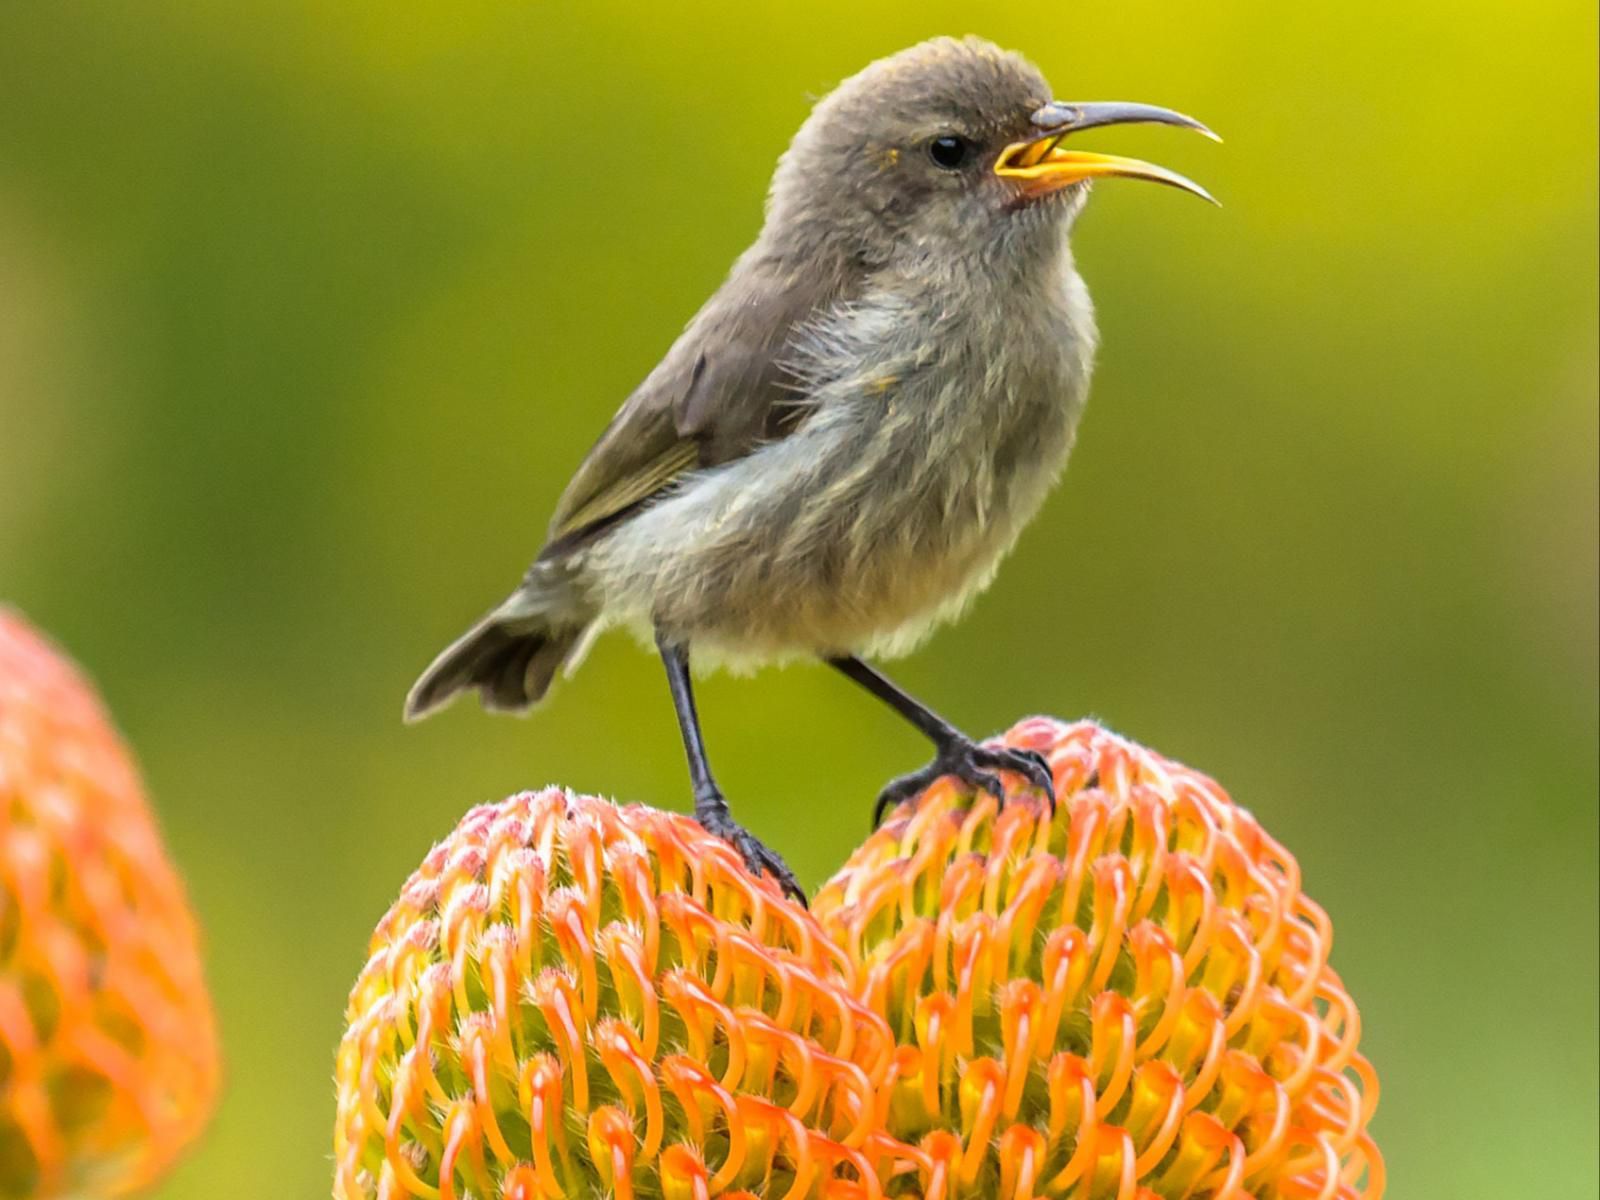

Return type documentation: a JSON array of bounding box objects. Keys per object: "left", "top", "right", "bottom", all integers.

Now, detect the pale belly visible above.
[
  {"left": 587, "top": 400, "right": 1074, "bottom": 669},
  {"left": 696, "top": 506, "right": 1023, "bottom": 665}
]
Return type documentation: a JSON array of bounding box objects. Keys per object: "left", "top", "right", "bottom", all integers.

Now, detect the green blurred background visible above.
[{"left": 0, "top": 2, "right": 1594, "bottom": 1196}]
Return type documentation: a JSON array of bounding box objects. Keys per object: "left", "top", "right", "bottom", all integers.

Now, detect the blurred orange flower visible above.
[
  {"left": 0, "top": 611, "right": 219, "bottom": 1198},
  {"left": 813, "top": 717, "right": 1384, "bottom": 1200},
  {"left": 333, "top": 788, "right": 903, "bottom": 1200}
]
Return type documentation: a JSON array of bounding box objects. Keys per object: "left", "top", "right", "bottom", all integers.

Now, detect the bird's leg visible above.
[
  {"left": 658, "top": 633, "right": 805, "bottom": 903},
  {"left": 827, "top": 655, "right": 1056, "bottom": 827}
]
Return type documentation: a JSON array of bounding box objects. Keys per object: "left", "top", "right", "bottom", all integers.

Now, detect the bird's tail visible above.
[{"left": 405, "top": 570, "right": 594, "bottom": 720}]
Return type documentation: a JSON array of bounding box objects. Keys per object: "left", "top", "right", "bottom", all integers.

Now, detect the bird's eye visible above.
[{"left": 927, "top": 134, "right": 970, "bottom": 170}]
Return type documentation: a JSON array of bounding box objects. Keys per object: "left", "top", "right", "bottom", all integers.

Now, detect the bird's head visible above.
[{"left": 766, "top": 37, "right": 1216, "bottom": 273}]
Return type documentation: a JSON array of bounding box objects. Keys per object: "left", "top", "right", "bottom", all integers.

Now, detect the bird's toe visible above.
[
  {"left": 704, "top": 815, "right": 806, "bottom": 907},
  {"left": 872, "top": 766, "right": 938, "bottom": 828}
]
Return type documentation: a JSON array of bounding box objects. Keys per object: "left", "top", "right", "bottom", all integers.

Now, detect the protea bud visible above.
[
  {"left": 333, "top": 788, "right": 905, "bottom": 1200},
  {"left": 813, "top": 718, "right": 1384, "bottom": 1200},
  {"left": 0, "top": 611, "right": 219, "bottom": 1198}
]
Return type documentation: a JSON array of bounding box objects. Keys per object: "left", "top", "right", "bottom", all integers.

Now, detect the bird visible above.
[{"left": 406, "top": 36, "right": 1215, "bottom": 903}]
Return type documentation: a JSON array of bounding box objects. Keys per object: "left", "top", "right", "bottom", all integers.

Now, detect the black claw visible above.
[
  {"left": 969, "top": 768, "right": 1005, "bottom": 799},
  {"left": 871, "top": 790, "right": 895, "bottom": 829},
  {"left": 979, "top": 745, "right": 1057, "bottom": 813},
  {"left": 872, "top": 768, "right": 935, "bottom": 828},
  {"left": 697, "top": 803, "right": 807, "bottom": 906},
  {"left": 871, "top": 737, "right": 1059, "bottom": 827}
]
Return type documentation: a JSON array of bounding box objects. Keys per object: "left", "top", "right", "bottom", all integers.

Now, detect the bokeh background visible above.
[{"left": 0, "top": 2, "right": 1594, "bottom": 1196}]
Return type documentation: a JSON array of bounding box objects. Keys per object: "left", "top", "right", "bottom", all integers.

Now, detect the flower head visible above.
[
  {"left": 334, "top": 788, "right": 903, "bottom": 1200},
  {"left": 0, "top": 611, "right": 219, "bottom": 1198},
  {"left": 812, "top": 718, "right": 1383, "bottom": 1200}
]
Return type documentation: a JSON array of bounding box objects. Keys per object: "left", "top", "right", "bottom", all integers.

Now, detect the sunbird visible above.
[{"left": 407, "top": 36, "right": 1216, "bottom": 901}]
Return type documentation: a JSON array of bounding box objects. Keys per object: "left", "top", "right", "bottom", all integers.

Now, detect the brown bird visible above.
[{"left": 406, "top": 36, "right": 1215, "bottom": 901}]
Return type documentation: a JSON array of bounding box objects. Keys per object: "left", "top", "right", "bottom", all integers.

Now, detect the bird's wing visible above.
[{"left": 541, "top": 256, "right": 842, "bottom": 556}]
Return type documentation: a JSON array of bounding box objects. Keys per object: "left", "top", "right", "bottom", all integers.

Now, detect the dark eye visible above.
[{"left": 927, "top": 134, "right": 970, "bottom": 170}]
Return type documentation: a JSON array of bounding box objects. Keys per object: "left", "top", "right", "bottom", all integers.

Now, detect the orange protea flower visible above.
[
  {"left": 812, "top": 718, "right": 1383, "bottom": 1200},
  {"left": 333, "top": 788, "right": 905, "bottom": 1200},
  {"left": 0, "top": 610, "right": 219, "bottom": 1198}
]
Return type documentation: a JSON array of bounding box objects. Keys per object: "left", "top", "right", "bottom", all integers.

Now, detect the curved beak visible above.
[{"left": 995, "top": 101, "right": 1219, "bottom": 205}]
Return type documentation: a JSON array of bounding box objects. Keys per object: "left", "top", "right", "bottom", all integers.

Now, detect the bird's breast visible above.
[
  {"left": 733, "top": 275, "right": 1091, "bottom": 650},
  {"left": 828, "top": 303, "right": 1090, "bottom": 625}
]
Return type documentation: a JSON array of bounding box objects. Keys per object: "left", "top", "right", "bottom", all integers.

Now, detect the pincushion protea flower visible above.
[
  {"left": 333, "top": 788, "right": 906, "bottom": 1200},
  {"left": 0, "top": 610, "right": 219, "bottom": 1198},
  {"left": 812, "top": 717, "right": 1384, "bottom": 1200}
]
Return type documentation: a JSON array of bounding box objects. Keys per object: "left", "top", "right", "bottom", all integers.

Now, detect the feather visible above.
[{"left": 539, "top": 250, "right": 855, "bottom": 557}]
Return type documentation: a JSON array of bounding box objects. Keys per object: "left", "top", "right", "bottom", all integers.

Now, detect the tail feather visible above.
[{"left": 405, "top": 612, "right": 588, "bottom": 721}]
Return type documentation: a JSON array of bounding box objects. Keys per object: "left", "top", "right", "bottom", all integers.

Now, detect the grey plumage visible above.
[
  {"left": 582, "top": 240, "right": 1094, "bottom": 672},
  {"left": 406, "top": 35, "right": 1209, "bottom": 725}
]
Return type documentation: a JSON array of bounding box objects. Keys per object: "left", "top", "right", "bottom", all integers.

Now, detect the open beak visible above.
[{"left": 995, "top": 101, "right": 1219, "bottom": 204}]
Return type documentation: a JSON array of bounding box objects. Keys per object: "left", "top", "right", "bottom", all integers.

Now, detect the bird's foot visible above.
[
  {"left": 695, "top": 797, "right": 807, "bottom": 907},
  {"left": 873, "top": 737, "right": 1056, "bottom": 827}
]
